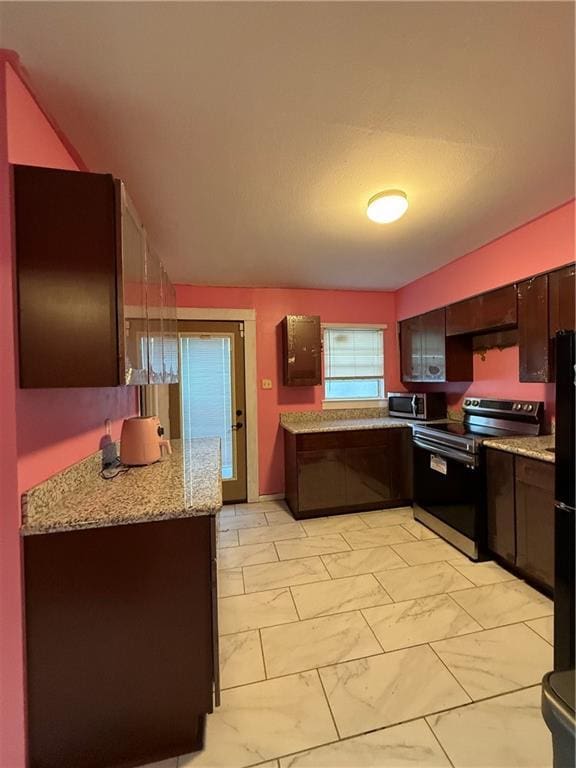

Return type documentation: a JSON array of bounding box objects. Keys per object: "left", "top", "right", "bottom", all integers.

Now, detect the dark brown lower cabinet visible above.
[
  {"left": 485, "top": 447, "right": 554, "bottom": 593},
  {"left": 486, "top": 448, "right": 516, "bottom": 562},
  {"left": 24, "top": 516, "right": 218, "bottom": 768},
  {"left": 515, "top": 456, "right": 555, "bottom": 589},
  {"left": 297, "top": 448, "right": 348, "bottom": 512},
  {"left": 284, "top": 428, "right": 412, "bottom": 518}
]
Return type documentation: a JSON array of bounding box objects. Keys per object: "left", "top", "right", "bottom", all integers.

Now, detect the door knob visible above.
[{"left": 231, "top": 422, "right": 243, "bottom": 431}]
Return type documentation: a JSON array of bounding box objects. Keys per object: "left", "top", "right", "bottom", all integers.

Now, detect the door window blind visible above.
[
  {"left": 324, "top": 326, "right": 385, "bottom": 400},
  {"left": 179, "top": 334, "right": 234, "bottom": 479}
]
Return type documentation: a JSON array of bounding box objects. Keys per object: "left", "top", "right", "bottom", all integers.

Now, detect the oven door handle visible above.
[{"left": 413, "top": 437, "right": 478, "bottom": 468}]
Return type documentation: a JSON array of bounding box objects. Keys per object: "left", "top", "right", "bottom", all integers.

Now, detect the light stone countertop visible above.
[
  {"left": 280, "top": 407, "right": 451, "bottom": 435},
  {"left": 482, "top": 434, "right": 555, "bottom": 464},
  {"left": 280, "top": 416, "right": 426, "bottom": 434},
  {"left": 21, "top": 437, "right": 222, "bottom": 536}
]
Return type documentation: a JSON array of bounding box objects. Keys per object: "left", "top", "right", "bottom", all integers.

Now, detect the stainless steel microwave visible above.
[{"left": 388, "top": 392, "right": 447, "bottom": 420}]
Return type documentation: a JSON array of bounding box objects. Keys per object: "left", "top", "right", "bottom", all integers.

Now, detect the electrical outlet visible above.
[{"left": 261, "top": 378, "right": 273, "bottom": 390}]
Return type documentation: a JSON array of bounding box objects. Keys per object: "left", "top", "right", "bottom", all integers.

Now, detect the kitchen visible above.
[{"left": 0, "top": 3, "right": 574, "bottom": 768}]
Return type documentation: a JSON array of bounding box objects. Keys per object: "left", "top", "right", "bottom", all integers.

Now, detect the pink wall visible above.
[
  {"left": 176, "top": 285, "right": 399, "bottom": 495},
  {"left": 5, "top": 59, "right": 138, "bottom": 495},
  {"left": 0, "top": 61, "right": 26, "bottom": 768},
  {"left": 397, "top": 201, "right": 575, "bottom": 319},
  {"left": 396, "top": 200, "right": 575, "bottom": 419},
  {"left": 1, "top": 55, "right": 137, "bottom": 768}
]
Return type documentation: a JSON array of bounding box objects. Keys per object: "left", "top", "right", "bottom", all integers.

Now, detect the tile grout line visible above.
[
  {"left": 357, "top": 606, "right": 387, "bottom": 654},
  {"left": 288, "top": 585, "right": 303, "bottom": 621},
  {"left": 442, "top": 591, "right": 484, "bottom": 628},
  {"left": 257, "top": 627, "right": 270, "bottom": 681},
  {"left": 315, "top": 668, "right": 343, "bottom": 743},
  {"left": 426, "top": 641, "right": 476, "bottom": 703},
  {"left": 423, "top": 717, "right": 457, "bottom": 768},
  {"left": 522, "top": 619, "right": 555, "bottom": 646}
]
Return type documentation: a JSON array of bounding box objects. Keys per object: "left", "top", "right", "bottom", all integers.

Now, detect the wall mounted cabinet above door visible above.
[
  {"left": 13, "top": 164, "right": 178, "bottom": 388},
  {"left": 400, "top": 308, "right": 473, "bottom": 383},
  {"left": 446, "top": 284, "right": 517, "bottom": 336}
]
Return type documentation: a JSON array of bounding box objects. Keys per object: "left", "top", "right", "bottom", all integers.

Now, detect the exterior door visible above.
[{"left": 169, "top": 321, "right": 247, "bottom": 503}]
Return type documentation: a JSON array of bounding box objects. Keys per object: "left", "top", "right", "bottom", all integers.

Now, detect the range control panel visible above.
[{"left": 463, "top": 398, "right": 542, "bottom": 417}]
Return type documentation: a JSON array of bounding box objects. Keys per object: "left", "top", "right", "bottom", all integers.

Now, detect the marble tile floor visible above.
[{"left": 145, "top": 500, "right": 555, "bottom": 768}]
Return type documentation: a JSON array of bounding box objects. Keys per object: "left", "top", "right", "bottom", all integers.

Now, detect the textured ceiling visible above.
[{"left": 1, "top": 2, "right": 574, "bottom": 289}]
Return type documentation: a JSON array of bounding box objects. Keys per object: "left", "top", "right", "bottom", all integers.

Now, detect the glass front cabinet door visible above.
[{"left": 119, "top": 183, "right": 149, "bottom": 385}]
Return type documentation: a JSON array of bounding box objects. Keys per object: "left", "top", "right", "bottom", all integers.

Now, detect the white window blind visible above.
[
  {"left": 179, "top": 334, "right": 234, "bottom": 480},
  {"left": 324, "top": 326, "right": 385, "bottom": 401}
]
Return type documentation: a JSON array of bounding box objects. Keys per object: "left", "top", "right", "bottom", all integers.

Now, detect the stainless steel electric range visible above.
[{"left": 412, "top": 397, "right": 544, "bottom": 560}]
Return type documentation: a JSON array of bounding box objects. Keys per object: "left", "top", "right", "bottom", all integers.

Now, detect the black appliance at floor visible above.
[
  {"left": 412, "top": 397, "right": 544, "bottom": 560},
  {"left": 542, "top": 329, "right": 575, "bottom": 768}
]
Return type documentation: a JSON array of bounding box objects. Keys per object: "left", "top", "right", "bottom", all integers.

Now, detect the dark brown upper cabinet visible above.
[
  {"left": 518, "top": 264, "right": 576, "bottom": 383},
  {"left": 13, "top": 164, "right": 178, "bottom": 388},
  {"left": 282, "top": 315, "right": 321, "bottom": 386},
  {"left": 446, "top": 285, "right": 517, "bottom": 336},
  {"left": 518, "top": 273, "right": 550, "bottom": 383},
  {"left": 400, "top": 308, "right": 472, "bottom": 383},
  {"left": 549, "top": 264, "right": 575, "bottom": 338}
]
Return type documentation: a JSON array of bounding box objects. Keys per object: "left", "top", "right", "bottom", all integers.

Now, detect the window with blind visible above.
[{"left": 323, "top": 326, "right": 385, "bottom": 401}]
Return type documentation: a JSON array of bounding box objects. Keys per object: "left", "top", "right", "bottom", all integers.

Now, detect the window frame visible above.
[{"left": 321, "top": 322, "right": 387, "bottom": 410}]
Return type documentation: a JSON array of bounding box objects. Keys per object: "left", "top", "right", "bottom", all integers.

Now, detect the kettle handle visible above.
[{"left": 159, "top": 438, "right": 172, "bottom": 457}]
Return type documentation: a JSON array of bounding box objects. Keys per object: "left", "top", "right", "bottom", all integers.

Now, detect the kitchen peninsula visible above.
[
  {"left": 281, "top": 409, "right": 431, "bottom": 519},
  {"left": 21, "top": 438, "right": 222, "bottom": 768}
]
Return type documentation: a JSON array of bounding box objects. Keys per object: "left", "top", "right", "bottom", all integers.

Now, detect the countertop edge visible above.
[
  {"left": 21, "top": 437, "right": 223, "bottom": 536},
  {"left": 482, "top": 437, "right": 555, "bottom": 464},
  {"left": 280, "top": 417, "right": 450, "bottom": 434}
]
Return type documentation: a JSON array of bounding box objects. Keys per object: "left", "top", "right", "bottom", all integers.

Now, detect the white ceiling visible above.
[{"left": 1, "top": 2, "right": 574, "bottom": 289}]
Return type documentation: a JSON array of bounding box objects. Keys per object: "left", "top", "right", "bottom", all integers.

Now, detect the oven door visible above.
[{"left": 412, "top": 438, "right": 482, "bottom": 559}]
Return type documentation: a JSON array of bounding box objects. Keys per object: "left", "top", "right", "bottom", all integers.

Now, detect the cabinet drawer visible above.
[
  {"left": 515, "top": 456, "right": 554, "bottom": 491},
  {"left": 297, "top": 432, "right": 344, "bottom": 451},
  {"left": 343, "top": 429, "right": 392, "bottom": 447}
]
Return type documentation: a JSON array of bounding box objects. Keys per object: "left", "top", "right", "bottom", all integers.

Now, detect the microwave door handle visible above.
[{"left": 411, "top": 395, "right": 418, "bottom": 418}]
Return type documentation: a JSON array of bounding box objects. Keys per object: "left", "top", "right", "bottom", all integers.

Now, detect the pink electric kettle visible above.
[{"left": 120, "top": 416, "right": 172, "bottom": 466}]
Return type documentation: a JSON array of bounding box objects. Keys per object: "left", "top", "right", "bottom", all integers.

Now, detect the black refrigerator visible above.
[
  {"left": 542, "top": 329, "right": 575, "bottom": 767},
  {"left": 554, "top": 329, "right": 575, "bottom": 671}
]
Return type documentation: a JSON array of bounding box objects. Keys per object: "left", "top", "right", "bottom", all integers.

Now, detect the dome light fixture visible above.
[{"left": 366, "top": 189, "right": 408, "bottom": 224}]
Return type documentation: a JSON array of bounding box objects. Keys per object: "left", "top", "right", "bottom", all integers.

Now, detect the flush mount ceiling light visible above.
[{"left": 366, "top": 190, "right": 409, "bottom": 224}]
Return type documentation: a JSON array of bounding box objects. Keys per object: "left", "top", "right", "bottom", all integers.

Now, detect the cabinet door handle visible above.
[{"left": 231, "top": 422, "right": 243, "bottom": 431}]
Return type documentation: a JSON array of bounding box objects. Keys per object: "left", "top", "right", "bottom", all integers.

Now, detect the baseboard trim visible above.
[{"left": 258, "top": 493, "right": 285, "bottom": 502}]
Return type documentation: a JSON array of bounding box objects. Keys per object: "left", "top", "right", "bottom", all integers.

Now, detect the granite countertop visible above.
[
  {"left": 281, "top": 416, "right": 425, "bottom": 434},
  {"left": 483, "top": 434, "right": 555, "bottom": 463},
  {"left": 21, "top": 438, "right": 223, "bottom": 536},
  {"left": 279, "top": 407, "right": 451, "bottom": 435}
]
